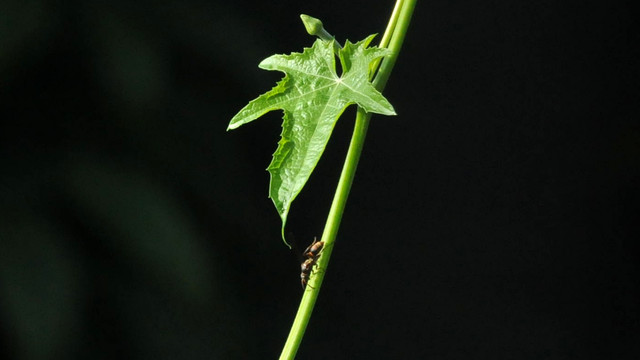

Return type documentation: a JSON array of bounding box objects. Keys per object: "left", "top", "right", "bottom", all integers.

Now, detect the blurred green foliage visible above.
[{"left": 0, "top": 1, "right": 292, "bottom": 358}]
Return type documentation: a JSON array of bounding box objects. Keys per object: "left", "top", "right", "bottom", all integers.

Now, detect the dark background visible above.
[{"left": 1, "top": 0, "right": 638, "bottom": 359}]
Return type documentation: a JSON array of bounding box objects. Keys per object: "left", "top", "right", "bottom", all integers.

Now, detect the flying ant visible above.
[{"left": 300, "top": 237, "right": 324, "bottom": 289}]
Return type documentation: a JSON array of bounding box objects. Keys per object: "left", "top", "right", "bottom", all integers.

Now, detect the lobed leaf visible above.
[{"left": 228, "top": 35, "right": 395, "bottom": 245}]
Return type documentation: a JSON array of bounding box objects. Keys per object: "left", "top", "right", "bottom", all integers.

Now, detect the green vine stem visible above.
[{"left": 279, "top": 1, "right": 417, "bottom": 359}]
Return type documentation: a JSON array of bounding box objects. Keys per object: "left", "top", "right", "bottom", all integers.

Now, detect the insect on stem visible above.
[{"left": 300, "top": 237, "right": 324, "bottom": 289}]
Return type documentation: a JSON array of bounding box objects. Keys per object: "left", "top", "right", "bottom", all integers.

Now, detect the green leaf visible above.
[{"left": 228, "top": 35, "right": 395, "bottom": 245}]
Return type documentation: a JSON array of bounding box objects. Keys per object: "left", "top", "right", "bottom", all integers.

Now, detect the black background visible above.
[{"left": 1, "top": 0, "right": 638, "bottom": 359}]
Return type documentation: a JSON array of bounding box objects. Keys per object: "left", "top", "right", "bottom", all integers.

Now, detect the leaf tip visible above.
[
  {"left": 280, "top": 215, "right": 292, "bottom": 248},
  {"left": 258, "top": 57, "right": 274, "bottom": 70},
  {"left": 227, "top": 115, "right": 244, "bottom": 131}
]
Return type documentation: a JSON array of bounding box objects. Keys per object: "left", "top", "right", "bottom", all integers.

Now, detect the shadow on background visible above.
[{"left": 1, "top": 0, "right": 638, "bottom": 359}]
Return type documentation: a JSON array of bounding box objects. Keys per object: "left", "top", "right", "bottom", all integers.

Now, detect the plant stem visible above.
[
  {"left": 279, "top": 1, "right": 416, "bottom": 359},
  {"left": 373, "top": 0, "right": 417, "bottom": 91}
]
